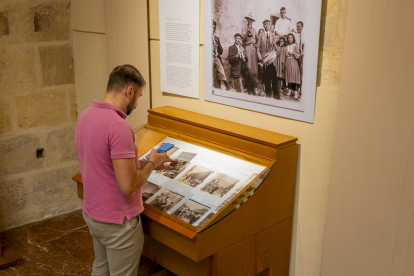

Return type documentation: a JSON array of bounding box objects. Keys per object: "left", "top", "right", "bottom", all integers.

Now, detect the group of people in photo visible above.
[
  {"left": 172, "top": 202, "right": 207, "bottom": 224},
  {"left": 201, "top": 177, "right": 237, "bottom": 198},
  {"left": 151, "top": 196, "right": 175, "bottom": 211},
  {"left": 213, "top": 7, "right": 305, "bottom": 100}
]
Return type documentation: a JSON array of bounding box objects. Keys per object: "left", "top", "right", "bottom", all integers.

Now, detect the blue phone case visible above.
[
  {"left": 146, "top": 143, "right": 174, "bottom": 159},
  {"left": 156, "top": 143, "right": 174, "bottom": 153}
]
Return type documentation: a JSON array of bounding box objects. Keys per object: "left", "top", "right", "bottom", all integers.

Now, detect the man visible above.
[
  {"left": 75, "top": 65, "right": 173, "bottom": 276},
  {"left": 275, "top": 7, "right": 295, "bottom": 37},
  {"left": 241, "top": 12, "right": 258, "bottom": 77},
  {"left": 228, "top": 33, "right": 261, "bottom": 95},
  {"left": 295, "top": 21, "right": 305, "bottom": 95},
  {"left": 212, "top": 20, "right": 230, "bottom": 90},
  {"left": 257, "top": 20, "right": 280, "bottom": 99}
]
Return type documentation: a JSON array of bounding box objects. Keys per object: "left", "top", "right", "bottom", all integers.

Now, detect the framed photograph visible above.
[
  {"left": 142, "top": 181, "right": 161, "bottom": 202},
  {"left": 172, "top": 199, "right": 211, "bottom": 225},
  {"left": 177, "top": 165, "right": 214, "bottom": 187},
  {"left": 148, "top": 189, "right": 184, "bottom": 212},
  {"left": 204, "top": 0, "right": 322, "bottom": 122},
  {"left": 200, "top": 173, "right": 239, "bottom": 198}
]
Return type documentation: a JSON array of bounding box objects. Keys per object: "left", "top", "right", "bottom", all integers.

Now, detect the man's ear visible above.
[{"left": 126, "top": 86, "right": 133, "bottom": 98}]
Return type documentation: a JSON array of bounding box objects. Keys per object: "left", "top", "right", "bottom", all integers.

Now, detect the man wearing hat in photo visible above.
[
  {"left": 212, "top": 19, "right": 231, "bottom": 90},
  {"left": 241, "top": 12, "right": 259, "bottom": 77},
  {"left": 228, "top": 33, "right": 261, "bottom": 95},
  {"left": 257, "top": 19, "right": 280, "bottom": 99}
]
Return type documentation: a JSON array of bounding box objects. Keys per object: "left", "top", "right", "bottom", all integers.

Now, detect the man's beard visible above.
[{"left": 126, "top": 94, "right": 137, "bottom": 115}]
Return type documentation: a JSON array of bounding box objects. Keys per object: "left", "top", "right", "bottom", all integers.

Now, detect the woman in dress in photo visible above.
[
  {"left": 285, "top": 33, "right": 301, "bottom": 100},
  {"left": 275, "top": 36, "right": 287, "bottom": 96}
]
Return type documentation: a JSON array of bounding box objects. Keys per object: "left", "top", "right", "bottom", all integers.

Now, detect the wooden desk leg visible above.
[{"left": 0, "top": 240, "right": 23, "bottom": 269}]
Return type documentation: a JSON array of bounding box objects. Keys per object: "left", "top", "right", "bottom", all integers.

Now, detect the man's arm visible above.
[
  {"left": 289, "top": 20, "right": 295, "bottom": 32},
  {"left": 241, "top": 26, "right": 248, "bottom": 40},
  {"left": 257, "top": 37, "right": 262, "bottom": 61},
  {"left": 275, "top": 21, "right": 282, "bottom": 37},
  {"left": 113, "top": 149, "right": 173, "bottom": 195},
  {"left": 217, "top": 37, "right": 223, "bottom": 55}
]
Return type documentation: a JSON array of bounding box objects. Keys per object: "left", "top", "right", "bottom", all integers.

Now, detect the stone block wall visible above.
[{"left": 0, "top": 0, "right": 80, "bottom": 230}]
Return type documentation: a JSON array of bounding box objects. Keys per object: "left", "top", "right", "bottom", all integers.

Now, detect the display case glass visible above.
[{"left": 140, "top": 136, "right": 272, "bottom": 232}]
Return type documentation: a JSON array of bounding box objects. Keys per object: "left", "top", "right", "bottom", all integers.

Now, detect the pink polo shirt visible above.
[{"left": 75, "top": 100, "right": 144, "bottom": 224}]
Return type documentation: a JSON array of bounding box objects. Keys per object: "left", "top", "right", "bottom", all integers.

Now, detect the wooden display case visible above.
[{"left": 72, "top": 106, "right": 298, "bottom": 276}]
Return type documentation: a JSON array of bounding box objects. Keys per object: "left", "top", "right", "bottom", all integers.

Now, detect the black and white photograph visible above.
[
  {"left": 204, "top": 0, "right": 322, "bottom": 122},
  {"left": 195, "top": 212, "right": 216, "bottom": 228},
  {"left": 200, "top": 173, "right": 239, "bottom": 198},
  {"left": 142, "top": 181, "right": 162, "bottom": 202},
  {"left": 172, "top": 199, "right": 211, "bottom": 225},
  {"left": 156, "top": 151, "right": 197, "bottom": 179},
  {"left": 148, "top": 190, "right": 184, "bottom": 212},
  {"left": 177, "top": 165, "right": 214, "bottom": 188},
  {"left": 174, "top": 151, "right": 197, "bottom": 162}
]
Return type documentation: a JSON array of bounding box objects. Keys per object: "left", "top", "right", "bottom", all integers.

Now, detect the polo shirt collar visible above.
[{"left": 92, "top": 100, "right": 127, "bottom": 119}]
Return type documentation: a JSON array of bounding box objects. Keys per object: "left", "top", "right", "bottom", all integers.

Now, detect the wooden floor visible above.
[{"left": 0, "top": 209, "right": 174, "bottom": 276}]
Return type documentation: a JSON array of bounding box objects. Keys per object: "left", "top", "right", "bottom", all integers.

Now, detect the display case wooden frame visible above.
[{"left": 73, "top": 106, "right": 298, "bottom": 276}]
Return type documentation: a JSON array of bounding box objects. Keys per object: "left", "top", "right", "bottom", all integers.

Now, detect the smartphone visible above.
[
  {"left": 156, "top": 143, "right": 174, "bottom": 153},
  {"left": 145, "top": 143, "right": 175, "bottom": 159}
]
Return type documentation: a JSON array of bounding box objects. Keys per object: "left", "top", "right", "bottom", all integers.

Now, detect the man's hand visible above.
[
  {"left": 113, "top": 150, "right": 173, "bottom": 195},
  {"left": 147, "top": 149, "right": 175, "bottom": 170}
]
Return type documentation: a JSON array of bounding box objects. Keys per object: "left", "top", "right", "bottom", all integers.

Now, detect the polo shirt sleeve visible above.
[{"left": 107, "top": 122, "right": 136, "bottom": 159}]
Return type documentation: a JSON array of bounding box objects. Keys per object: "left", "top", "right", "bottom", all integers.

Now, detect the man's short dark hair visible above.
[
  {"left": 297, "top": 21, "right": 304, "bottom": 27},
  {"left": 263, "top": 19, "right": 270, "bottom": 24},
  {"left": 234, "top": 33, "right": 242, "bottom": 39},
  {"left": 280, "top": 7, "right": 286, "bottom": 12},
  {"left": 106, "top": 64, "right": 146, "bottom": 92}
]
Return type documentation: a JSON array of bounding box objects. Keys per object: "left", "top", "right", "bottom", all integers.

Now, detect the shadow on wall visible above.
[
  {"left": 289, "top": 143, "right": 302, "bottom": 276},
  {"left": 316, "top": 0, "right": 329, "bottom": 87}
]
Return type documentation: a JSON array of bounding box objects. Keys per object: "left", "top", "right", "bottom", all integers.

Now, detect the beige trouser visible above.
[{"left": 83, "top": 212, "right": 144, "bottom": 276}]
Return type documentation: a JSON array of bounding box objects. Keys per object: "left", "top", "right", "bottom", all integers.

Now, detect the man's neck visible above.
[{"left": 102, "top": 93, "right": 124, "bottom": 113}]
